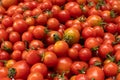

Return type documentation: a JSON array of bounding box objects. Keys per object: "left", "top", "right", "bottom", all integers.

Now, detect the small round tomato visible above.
[
  {"left": 25, "top": 50, "right": 41, "bottom": 65},
  {"left": 30, "top": 63, "right": 48, "bottom": 77},
  {"left": 1, "top": 41, "right": 13, "bottom": 52},
  {"left": 86, "top": 66, "right": 104, "bottom": 80},
  {"left": 98, "top": 44, "right": 114, "bottom": 59},
  {"left": 78, "top": 48, "right": 92, "bottom": 62},
  {"left": 103, "top": 62, "right": 118, "bottom": 77},
  {"left": 47, "top": 18, "right": 60, "bottom": 30},
  {"left": 63, "top": 27, "right": 80, "bottom": 45},
  {"left": 22, "top": 31, "right": 33, "bottom": 43},
  {"left": 93, "top": 26, "right": 104, "bottom": 37},
  {"left": 53, "top": 40, "right": 69, "bottom": 57},
  {"left": 105, "top": 23, "right": 117, "bottom": 34},
  {"left": 86, "top": 15, "right": 102, "bottom": 26},
  {"left": 1, "top": 0, "right": 18, "bottom": 9},
  {"left": 1, "top": 16, "right": 13, "bottom": 28},
  {"left": 35, "top": 13, "right": 47, "bottom": 25},
  {"left": 5, "top": 59, "right": 16, "bottom": 68},
  {"left": 0, "top": 50, "right": 10, "bottom": 60},
  {"left": 55, "top": 57, "right": 72, "bottom": 74},
  {"left": 75, "top": 74, "right": 89, "bottom": 80},
  {"left": 0, "top": 29, "right": 8, "bottom": 42},
  {"left": 45, "top": 31, "right": 62, "bottom": 45},
  {"left": 43, "top": 51, "right": 58, "bottom": 67},
  {"left": 29, "top": 40, "right": 44, "bottom": 50},
  {"left": 13, "top": 19, "right": 28, "bottom": 34},
  {"left": 32, "top": 25, "right": 46, "bottom": 40},
  {"left": 89, "top": 57, "right": 102, "bottom": 66},
  {"left": 25, "top": 17, "right": 35, "bottom": 26},
  {"left": 82, "top": 26, "right": 96, "bottom": 39},
  {"left": 84, "top": 37, "right": 99, "bottom": 49},
  {"left": 71, "top": 61, "right": 88, "bottom": 74},
  {"left": 11, "top": 60, "right": 30, "bottom": 79},
  {"left": 58, "top": 10, "right": 70, "bottom": 23},
  {"left": 13, "top": 41, "right": 26, "bottom": 51},
  {"left": 27, "top": 72, "right": 44, "bottom": 80},
  {"left": 68, "top": 48, "right": 79, "bottom": 60},
  {"left": 0, "top": 67, "right": 8, "bottom": 78},
  {"left": 9, "top": 31, "right": 20, "bottom": 43},
  {"left": 11, "top": 50, "right": 22, "bottom": 61}
]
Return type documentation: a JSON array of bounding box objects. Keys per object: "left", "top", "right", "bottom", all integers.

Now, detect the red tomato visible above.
[
  {"left": 103, "top": 62, "right": 118, "bottom": 77},
  {"left": 43, "top": 51, "right": 58, "bottom": 67},
  {"left": 1, "top": 16, "right": 13, "bottom": 28},
  {"left": 86, "top": 66, "right": 104, "bottom": 80},
  {"left": 11, "top": 60, "right": 30, "bottom": 79},
  {"left": 22, "top": 31, "right": 33, "bottom": 43},
  {"left": 9, "top": 31, "right": 20, "bottom": 43},
  {"left": 55, "top": 57, "right": 72, "bottom": 74},
  {"left": 13, "top": 19, "right": 28, "bottom": 33},
  {"left": 98, "top": 44, "right": 114, "bottom": 58},
  {"left": 0, "top": 67, "right": 8, "bottom": 78},
  {"left": 27, "top": 72, "right": 44, "bottom": 80},
  {"left": 30, "top": 63, "right": 48, "bottom": 77},
  {"left": 1, "top": 0, "right": 18, "bottom": 9},
  {"left": 75, "top": 74, "right": 89, "bottom": 80},
  {"left": 0, "top": 29, "right": 8, "bottom": 42},
  {"left": 47, "top": 18, "right": 60, "bottom": 30},
  {"left": 84, "top": 37, "right": 99, "bottom": 49},
  {"left": 71, "top": 61, "right": 88, "bottom": 74},
  {"left": 32, "top": 25, "right": 46, "bottom": 39},
  {"left": 82, "top": 27, "right": 96, "bottom": 39},
  {"left": 29, "top": 40, "right": 44, "bottom": 50},
  {"left": 53, "top": 40, "right": 69, "bottom": 57},
  {"left": 11, "top": 50, "right": 22, "bottom": 61},
  {"left": 78, "top": 48, "right": 92, "bottom": 62},
  {"left": 25, "top": 50, "right": 41, "bottom": 65},
  {"left": 13, "top": 41, "right": 26, "bottom": 51}
]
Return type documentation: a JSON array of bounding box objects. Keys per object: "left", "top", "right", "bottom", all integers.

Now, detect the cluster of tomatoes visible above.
[{"left": 1, "top": 0, "right": 120, "bottom": 80}]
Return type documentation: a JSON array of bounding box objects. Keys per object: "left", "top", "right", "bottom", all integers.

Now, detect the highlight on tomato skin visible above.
[{"left": 0, "top": 0, "right": 120, "bottom": 80}]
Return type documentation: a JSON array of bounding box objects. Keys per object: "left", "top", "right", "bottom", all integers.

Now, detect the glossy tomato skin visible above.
[
  {"left": 84, "top": 37, "right": 99, "bottom": 49},
  {"left": 78, "top": 48, "right": 92, "bottom": 62},
  {"left": 98, "top": 44, "right": 114, "bottom": 59},
  {"left": 86, "top": 66, "right": 105, "bottom": 80},
  {"left": 11, "top": 50, "right": 22, "bottom": 61},
  {"left": 53, "top": 40, "right": 69, "bottom": 57},
  {"left": 9, "top": 31, "right": 21, "bottom": 43},
  {"left": 71, "top": 61, "right": 88, "bottom": 74},
  {"left": 43, "top": 51, "right": 58, "bottom": 67},
  {"left": 75, "top": 74, "right": 89, "bottom": 80},
  {"left": 1, "top": 0, "right": 18, "bottom": 9},
  {"left": 103, "top": 62, "right": 118, "bottom": 77},
  {"left": 55, "top": 57, "right": 72, "bottom": 74},
  {"left": 13, "top": 19, "right": 28, "bottom": 34},
  {"left": 25, "top": 50, "right": 41, "bottom": 65},
  {"left": 12, "top": 60, "right": 30, "bottom": 79},
  {"left": 30, "top": 63, "right": 48, "bottom": 77},
  {"left": 0, "top": 29, "right": 8, "bottom": 42},
  {"left": 82, "top": 27, "right": 96, "bottom": 39},
  {"left": 58, "top": 10, "right": 70, "bottom": 23},
  {"left": 27, "top": 72, "right": 44, "bottom": 80},
  {"left": 0, "top": 67, "right": 8, "bottom": 78}
]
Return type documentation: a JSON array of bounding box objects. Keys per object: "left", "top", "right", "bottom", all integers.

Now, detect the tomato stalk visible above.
[
  {"left": 95, "top": 0, "right": 106, "bottom": 10},
  {"left": 78, "top": 67, "right": 86, "bottom": 74},
  {"left": 8, "top": 68, "right": 16, "bottom": 79},
  {"left": 53, "top": 33, "right": 61, "bottom": 42},
  {"left": 94, "top": 61, "right": 102, "bottom": 66},
  {"left": 106, "top": 54, "right": 115, "bottom": 62},
  {"left": 110, "top": 10, "right": 117, "bottom": 18}
]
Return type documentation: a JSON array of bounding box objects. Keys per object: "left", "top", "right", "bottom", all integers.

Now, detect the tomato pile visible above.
[{"left": 1, "top": 0, "right": 120, "bottom": 80}]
